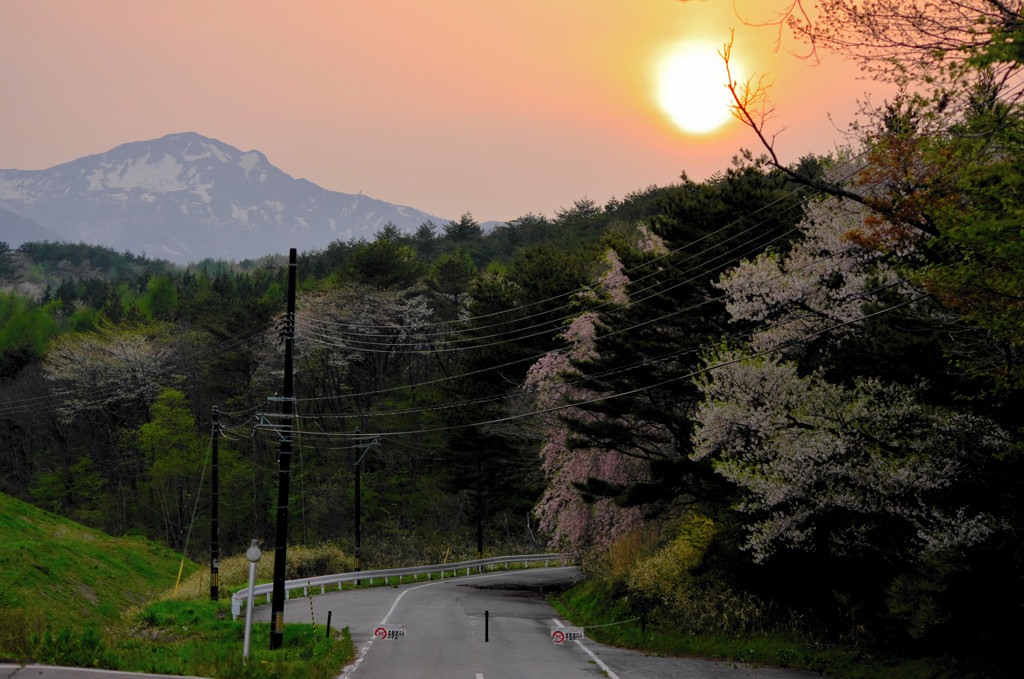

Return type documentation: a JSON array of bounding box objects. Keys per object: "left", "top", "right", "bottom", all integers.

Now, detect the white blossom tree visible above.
[
  {"left": 693, "top": 196, "right": 1011, "bottom": 563},
  {"left": 693, "top": 345, "right": 1005, "bottom": 563}
]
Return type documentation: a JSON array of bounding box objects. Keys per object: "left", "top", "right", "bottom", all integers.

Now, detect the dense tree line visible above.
[{"left": 1, "top": 6, "right": 1022, "bottom": 668}]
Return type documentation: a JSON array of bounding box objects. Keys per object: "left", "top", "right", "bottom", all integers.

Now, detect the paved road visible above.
[{"left": 252, "top": 566, "right": 826, "bottom": 679}]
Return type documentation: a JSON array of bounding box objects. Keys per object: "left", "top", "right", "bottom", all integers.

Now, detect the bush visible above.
[{"left": 30, "top": 627, "right": 113, "bottom": 669}]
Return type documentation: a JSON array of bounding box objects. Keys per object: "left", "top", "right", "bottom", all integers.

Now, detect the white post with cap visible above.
[{"left": 242, "top": 539, "right": 262, "bottom": 661}]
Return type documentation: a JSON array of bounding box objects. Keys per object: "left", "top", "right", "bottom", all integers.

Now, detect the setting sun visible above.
[{"left": 657, "top": 42, "right": 736, "bottom": 135}]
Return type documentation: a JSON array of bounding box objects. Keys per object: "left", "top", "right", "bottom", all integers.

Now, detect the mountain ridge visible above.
[{"left": 0, "top": 132, "right": 447, "bottom": 264}]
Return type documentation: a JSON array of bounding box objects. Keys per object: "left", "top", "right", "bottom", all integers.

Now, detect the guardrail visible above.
[{"left": 230, "top": 553, "right": 567, "bottom": 618}]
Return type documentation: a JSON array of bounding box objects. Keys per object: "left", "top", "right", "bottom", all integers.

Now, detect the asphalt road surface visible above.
[{"left": 248, "top": 566, "right": 826, "bottom": 679}]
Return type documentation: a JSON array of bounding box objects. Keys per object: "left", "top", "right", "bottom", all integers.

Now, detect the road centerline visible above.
[{"left": 341, "top": 569, "right": 566, "bottom": 678}]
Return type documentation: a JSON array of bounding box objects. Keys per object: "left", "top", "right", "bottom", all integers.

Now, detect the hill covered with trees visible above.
[{"left": 3, "top": 5, "right": 1024, "bottom": 672}]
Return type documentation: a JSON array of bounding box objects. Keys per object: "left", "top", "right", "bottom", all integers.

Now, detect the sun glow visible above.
[{"left": 657, "top": 42, "right": 737, "bottom": 135}]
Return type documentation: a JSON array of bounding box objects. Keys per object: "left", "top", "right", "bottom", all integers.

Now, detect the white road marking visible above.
[
  {"left": 340, "top": 569, "right": 566, "bottom": 678},
  {"left": 476, "top": 674, "right": 485, "bottom": 679},
  {"left": 552, "top": 618, "right": 622, "bottom": 679}
]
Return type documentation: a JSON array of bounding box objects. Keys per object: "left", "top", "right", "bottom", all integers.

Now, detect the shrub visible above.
[{"left": 30, "top": 627, "right": 113, "bottom": 669}]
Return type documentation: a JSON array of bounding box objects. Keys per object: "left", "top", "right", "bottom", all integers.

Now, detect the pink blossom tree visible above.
[{"left": 527, "top": 234, "right": 661, "bottom": 557}]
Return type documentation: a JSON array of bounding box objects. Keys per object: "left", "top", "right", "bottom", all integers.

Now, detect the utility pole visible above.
[
  {"left": 210, "top": 405, "right": 219, "bottom": 601},
  {"left": 269, "top": 248, "right": 297, "bottom": 650},
  {"left": 353, "top": 428, "right": 361, "bottom": 576},
  {"left": 352, "top": 429, "right": 379, "bottom": 579},
  {"left": 476, "top": 460, "right": 484, "bottom": 560}
]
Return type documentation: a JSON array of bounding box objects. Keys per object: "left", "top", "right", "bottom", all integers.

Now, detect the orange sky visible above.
[{"left": 0, "top": 0, "right": 878, "bottom": 223}]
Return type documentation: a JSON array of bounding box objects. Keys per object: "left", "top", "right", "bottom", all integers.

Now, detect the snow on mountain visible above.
[{"left": 0, "top": 132, "right": 446, "bottom": 264}]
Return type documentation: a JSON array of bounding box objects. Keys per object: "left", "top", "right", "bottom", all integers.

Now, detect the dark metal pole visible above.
[
  {"left": 476, "top": 460, "right": 483, "bottom": 560},
  {"left": 210, "top": 406, "right": 219, "bottom": 601},
  {"left": 354, "top": 428, "right": 362, "bottom": 577},
  {"left": 269, "top": 248, "right": 297, "bottom": 650}
]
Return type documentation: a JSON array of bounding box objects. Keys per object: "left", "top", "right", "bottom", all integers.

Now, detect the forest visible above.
[{"left": 2, "top": 1, "right": 1023, "bottom": 673}]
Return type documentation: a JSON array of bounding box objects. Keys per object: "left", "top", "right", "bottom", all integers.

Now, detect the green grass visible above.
[
  {"left": 0, "top": 492, "right": 195, "bottom": 655},
  {"left": 0, "top": 492, "right": 355, "bottom": 678},
  {"left": 553, "top": 578, "right": 989, "bottom": 679},
  {"left": 29, "top": 599, "right": 353, "bottom": 679}
]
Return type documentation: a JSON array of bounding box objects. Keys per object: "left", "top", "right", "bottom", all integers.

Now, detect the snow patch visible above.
[
  {"left": 191, "top": 183, "right": 214, "bottom": 204},
  {"left": 232, "top": 203, "right": 251, "bottom": 224},
  {"left": 239, "top": 152, "right": 260, "bottom": 178},
  {"left": 206, "top": 141, "right": 230, "bottom": 163},
  {"left": 0, "top": 176, "right": 30, "bottom": 201},
  {"left": 90, "top": 153, "right": 188, "bottom": 192}
]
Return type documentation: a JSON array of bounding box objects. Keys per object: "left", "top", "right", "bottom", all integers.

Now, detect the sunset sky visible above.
[{"left": 1, "top": 0, "right": 878, "bottom": 224}]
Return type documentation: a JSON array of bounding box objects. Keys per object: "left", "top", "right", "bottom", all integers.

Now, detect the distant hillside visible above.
[
  {"left": 0, "top": 493, "right": 195, "bottom": 653},
  {"left": 0, "top": 132, "right": 446, "bottom": 264},
  {"left": 0, "top": 205, "right": 59, "bottom": 246}
]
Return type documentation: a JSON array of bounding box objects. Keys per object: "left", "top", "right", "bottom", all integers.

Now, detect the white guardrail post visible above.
[{"left": 230, "top": 553, "right": 566, "bottom": 618}]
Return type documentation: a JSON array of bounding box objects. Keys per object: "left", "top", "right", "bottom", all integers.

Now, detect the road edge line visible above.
[{"left": 551, "top": 618, "right": 622, "bottom": 679}]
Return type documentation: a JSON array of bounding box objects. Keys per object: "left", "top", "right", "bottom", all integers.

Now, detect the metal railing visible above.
[{"left": 230, "top": 553, "right": 567, "bottom": 618}]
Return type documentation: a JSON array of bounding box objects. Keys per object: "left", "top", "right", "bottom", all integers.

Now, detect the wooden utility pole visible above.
[{"left": 269, "top": 248, "right": 297, "bottom": 650}]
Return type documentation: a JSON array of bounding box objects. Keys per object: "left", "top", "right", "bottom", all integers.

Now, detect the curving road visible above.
[{"left": 251, "top": 566, "right": 826, "bottom": 679}]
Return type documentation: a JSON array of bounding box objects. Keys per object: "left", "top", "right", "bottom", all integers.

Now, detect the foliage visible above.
[
  {"left": 557, "top": 163, "right": 813, "bottom": 523},
  {"left": 2, "top": 63, "right": 1022, "bottom": 673},
  {"left": 31, "top": 627, "right": 113, "bottom": 669},
  {"left": 691, "top": 184, "right": 1021, "bottom": 654},
  {"left": 0, "top": 291, "right": 61, "bottom": 379},
  {"left": 28, "top": 600, "right": 354, "bottom": 679},
  {"left": 0, "top": 241, "right": 15, "bottom": 280},
  {"left": 442, "top": 212, "right": 483, "bottom": 242},
  {"left": 345, "top": 237, "right": 423, "bottom": 289},
  {"left": 554, "top": 579, "right": 963, "bottom": 679},
  {"left": 526, "top": 243, "right": 648, "bottom": 558},
  {"left": 694, "top": 347, "right": 1005, "bottom": 564},
  {"left": 135, "top": 389, "right": 206, "bottom": 547},
  {"left": 783, "top": 0, "right": 1024, "bottom": 97}
]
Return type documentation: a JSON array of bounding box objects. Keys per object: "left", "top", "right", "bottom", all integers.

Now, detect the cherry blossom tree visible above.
[
  {"left": 714, "top": 193, "right": 915, "bottom": 355},
  {"left": 693, "top": 345, "right": 1006, "bottom": 563},
  {"left": 44, "top": 322, "right": 177, "bottom": 426},
  {"left": 690, "top": 194, "right": 1018, "bottom": 642},
  {"left": 694, "top": 194, "right": 1013, "bottom": 561},
  {"left": 527, "top": 240, "right": 656, "bottom": 557}
]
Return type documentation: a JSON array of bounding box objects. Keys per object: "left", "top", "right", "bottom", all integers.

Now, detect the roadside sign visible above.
[
  {"left": 373, "top": 624, "right": 407, "bottom": 640},
  {"left": 551, "top": 627, "right": 584, "bottom": 644}
]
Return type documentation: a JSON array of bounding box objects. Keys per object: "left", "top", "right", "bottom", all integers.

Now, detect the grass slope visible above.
[{"left": 0, "top": 492, "right": 196, "bottom": 655}]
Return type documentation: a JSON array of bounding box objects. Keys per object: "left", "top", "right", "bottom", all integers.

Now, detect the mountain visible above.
[
  {"left": 0, "top": 132, "right": 446, "bottom": 264},
  {"left": 0, "top": 206, "right": 60, "bottom": 246}
]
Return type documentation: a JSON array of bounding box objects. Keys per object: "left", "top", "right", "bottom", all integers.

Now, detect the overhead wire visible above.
[
  {"left": 0, "top": 150, "right": 902, "bottom": 434},
  {"left": 295, "top": 151, "right": 870, "bottom": 339},
  {"left": 290, "top": 157, "right": 874, "bottom": 356},
  {"left": 250, "top": 293, "right": 931, "bottom": 441},
  {"left": 275, "top": 271, "right": 907, "bottom": 425}
]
